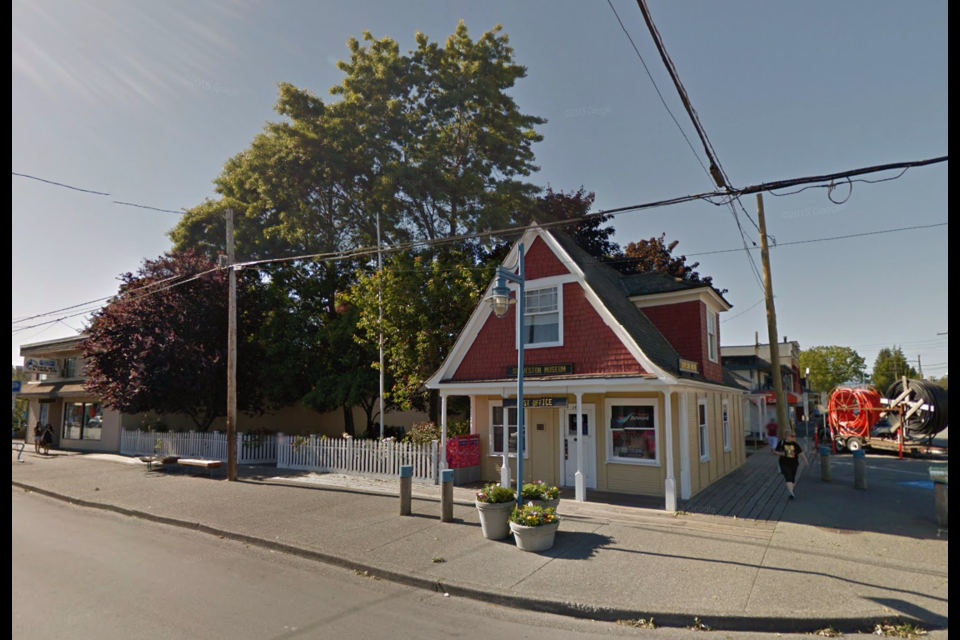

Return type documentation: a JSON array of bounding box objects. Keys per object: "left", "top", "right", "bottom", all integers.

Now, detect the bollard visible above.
[
  {"left": 440, "top": 468, "right": 454, "bottom": 523},
  {"left": 399, "top": 465, "right": 413, "bottom": 516},
  {"left": 819, "top": 445, "right": 832, "bottom": 482},
  {"left": 930, "top": 465, "right": 948, "bottom": 532},
  {"left": 852, "top": 449, "right": 867, "bottom": 490}
]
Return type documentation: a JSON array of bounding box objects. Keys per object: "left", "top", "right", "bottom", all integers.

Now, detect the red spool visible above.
[{"left": 827, "top": 387, "right": 882, "bottom": 439}]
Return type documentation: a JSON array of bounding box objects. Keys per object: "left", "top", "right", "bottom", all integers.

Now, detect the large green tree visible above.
[
  {"left": 871, "top": 346, "right": 919, "bottom": 395},
  {"left": 799, "top": 346, "right": 867, "bottom": 392},
  {"left": 170, "top": 21, "right": 545, "bottom": 259},
  {"left": 343, "top": 246, "right": 496, "bottom": 422}
]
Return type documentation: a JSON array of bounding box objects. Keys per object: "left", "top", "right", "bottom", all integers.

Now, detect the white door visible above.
[{"left": 561, "top": 405, "right": 596, "bottom": 489}]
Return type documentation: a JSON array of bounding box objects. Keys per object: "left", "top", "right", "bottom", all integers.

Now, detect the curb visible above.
[{"left": 12, "top": 480, "right": 944, "bottom": 634}]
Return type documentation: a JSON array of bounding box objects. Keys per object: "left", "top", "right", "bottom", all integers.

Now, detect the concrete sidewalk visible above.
[{"left": 11, "top": 447, "right": 948, "bottom": 634}]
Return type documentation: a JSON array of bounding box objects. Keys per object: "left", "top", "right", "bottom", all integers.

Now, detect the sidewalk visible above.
[{"left": 11, "top": 446, "right": 948, "bottom": 634}]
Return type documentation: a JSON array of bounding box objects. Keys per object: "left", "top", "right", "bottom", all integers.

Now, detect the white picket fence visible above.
[
  {"left": 276, "top": 435, "right": 439, "bottom": 484},
  {"left": 120, "top": 430, "right": 277, "bottom": 465}
]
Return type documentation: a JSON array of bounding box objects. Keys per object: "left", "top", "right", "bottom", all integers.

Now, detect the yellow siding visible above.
[
  {"left": 596, "top": 392, "right": 666, "bottom": 496},
  {"left": 528, "top": 407, "right": 558, "bottom": 485}
]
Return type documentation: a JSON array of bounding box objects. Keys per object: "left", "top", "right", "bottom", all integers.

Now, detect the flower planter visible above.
[
  {"left": 475, "top": 500, "right": 515, "bottom": 540},
  {"left": 510, "top": 520, "right": 560, "bottom": 552},
  {"left": 528, "top": 498, "right": 560, "bottom": 511}
]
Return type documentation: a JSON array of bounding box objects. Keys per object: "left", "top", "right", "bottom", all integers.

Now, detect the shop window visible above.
[
  {"left": 489, "top": 403, "right": 527, "bottom": 458},
  {"left": 606, "top": 399, "right": 658, "bottom": 465},
  {"left": 62, "top": 402, "right": 102, "bottom": 441}
]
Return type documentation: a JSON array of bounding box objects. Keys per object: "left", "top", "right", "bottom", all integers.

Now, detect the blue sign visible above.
[{"left": 11, "top": 380, "right": 21, "bottom": 393}]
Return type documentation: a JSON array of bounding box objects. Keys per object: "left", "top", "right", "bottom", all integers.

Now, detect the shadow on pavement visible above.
[{"left": 778, "top": 454, "right": 947, "bottom": 540}]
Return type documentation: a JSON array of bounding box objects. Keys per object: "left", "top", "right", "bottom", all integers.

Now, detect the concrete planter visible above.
[
  {"left": 475, "top": 500, "right": 515, "bottom": 540},
  {"left": 510, "top": 520, "right": 560, "bottom": 552}
]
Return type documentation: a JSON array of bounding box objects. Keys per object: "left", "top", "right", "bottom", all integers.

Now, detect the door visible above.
[{"left": 561, "top": 405, "right": 596, "bottom": 489}]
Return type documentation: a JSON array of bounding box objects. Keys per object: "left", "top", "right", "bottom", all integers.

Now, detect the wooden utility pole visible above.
[
  {"left": 226, "top": 208, "right": 238, "bottom": 481},
  {"left": 756, "top": 194, "right": 790, "bottom": 439}
]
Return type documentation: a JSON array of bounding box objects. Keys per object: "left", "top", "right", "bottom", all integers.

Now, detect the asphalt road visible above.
[{"left": 12, "top": 489, "right": 945, "bottom": 640}]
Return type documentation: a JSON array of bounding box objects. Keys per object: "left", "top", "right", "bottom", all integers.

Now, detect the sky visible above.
[{"left": 12, "top": 0, "right": 949, "bottom": 379}]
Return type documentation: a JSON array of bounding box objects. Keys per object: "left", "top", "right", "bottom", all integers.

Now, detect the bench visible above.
[
  {"left": 177, "top": 458, "right": 224, "bottom": 478},
  {"left": 140, "top": 455, "right": 180, "bottom": 472}
]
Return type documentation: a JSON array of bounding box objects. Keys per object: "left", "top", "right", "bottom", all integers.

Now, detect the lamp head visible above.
[{"left": 486, "top": 277, "right": 516, "bottom": 319}]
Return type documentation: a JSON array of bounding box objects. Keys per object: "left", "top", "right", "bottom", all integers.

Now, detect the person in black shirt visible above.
[{"left": 774, "top": 431, "right": 808, "bottom": 499}]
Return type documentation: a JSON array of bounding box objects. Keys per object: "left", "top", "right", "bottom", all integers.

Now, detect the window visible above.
[
  {"left": 62, "top": 402, "right": 102, "bottom": 441},
  {"left": 62, "top": 357, "right": 80, "bottom": 378},
  {"left": 706, "top": 311, "right": 718, "bottom": 362},
  {"left": 722, "top": 400, "right": 731, "bottom": 452},
  {"left": 522, "top": 286, "right": 561, "bottom": 347},
  {"left": 606, "top": 399, "right": 658, "bottom": 465},
  {"left": 698, "top": 398, "right": 710, "bottom": 461},
  {"left": 489, "top": 404, "right": 527, "bottom": 457}
]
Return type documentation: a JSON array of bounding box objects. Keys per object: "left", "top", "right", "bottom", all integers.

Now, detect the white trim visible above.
[
  {"left": 537, "top": 231, "right": 677, "bottom": 383},
  {"left": 629, "top": 288, "right": 732, "bottom": 312},
  {"left": 604, "top": 397, "right": 660, "bottom": 467},
  {"left": 707, "top": 311, "right": 718, "bottom": 363},
  {"left": 516, "top": 283, "right": 563, "bottom": 350},
  {"left": 679, "top": 392, "right": 691, "bottom": 499},
  {"left": 488, "top": 400, "right": 528, "bottom": 459},
  {"left": 559, "top": 403, "right": 597, "bottom": 490},
  {"left": 697, "top": 397, "right": 710, "bottom": 462},
  {"left": 722, "top": 398, "right": 731, "bottom": 452}
]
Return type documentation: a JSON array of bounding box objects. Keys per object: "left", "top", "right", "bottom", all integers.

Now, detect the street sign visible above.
[{"left": 12, "top": 380, "right": 22, "bottom": 393}]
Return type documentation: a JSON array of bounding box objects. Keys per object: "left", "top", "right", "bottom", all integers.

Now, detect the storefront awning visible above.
[
  {"left": 18, "top": 382, "right": 91, "bottom": 398},
  {"left": 749, "top": 390, "right": 802, "bottom": 405}
]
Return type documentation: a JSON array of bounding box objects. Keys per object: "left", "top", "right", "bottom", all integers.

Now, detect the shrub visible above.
[
  {"left": 448, "top": 418, "right": 470, "bottom": 438},
  {"left": 405, "top": 421, "right": 441, "bottom": 445},
  {"left": 510, "top": 504, "right": 559, "bottom": 527},
  {"left": 521, "top": 480, "right": 560, "bottom": 500},
  {"left": 475, "top": 483, "right": 516, "bottom": 504}
]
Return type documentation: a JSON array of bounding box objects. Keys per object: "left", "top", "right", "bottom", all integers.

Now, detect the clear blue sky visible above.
[{"left": 12, "top": 0, "right": 949, "bottom": 378}]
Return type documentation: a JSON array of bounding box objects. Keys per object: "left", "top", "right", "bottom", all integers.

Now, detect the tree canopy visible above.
[
  {"left": 80, "top": 251, "right": 266, "bottom": 432},
  {"left": 871, "top": 346, "right": 919, "bottom": 395},
  {"left": 798, "top": 346, "right": 867, "bottom": 392}
]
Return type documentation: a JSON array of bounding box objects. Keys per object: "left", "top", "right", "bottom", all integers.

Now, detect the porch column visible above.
[
  {"left": 501, "top": 394, "right": 511, "bottom": 488},
  {"left": 440, "top": 393, "right": 449, "bottom": 470},
  {"left": 469, "top": 396, "right": 477, "bottom": 435},
  {"left": 575, "top": 392, "right": 585, "bottom": 502},
  {"left": 679, "top": 392, "right": 691, "bottom": 500},
  {"left": 664, "top": 388, "right": 677, "bottom": 512}
]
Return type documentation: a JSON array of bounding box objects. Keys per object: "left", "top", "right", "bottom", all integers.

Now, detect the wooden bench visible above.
[{"left": 177, "top": 458, "right": 224, "bottom": 478}]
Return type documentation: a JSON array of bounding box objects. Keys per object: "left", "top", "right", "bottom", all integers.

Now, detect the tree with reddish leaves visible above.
[
  {"left": 620, "top": 233, "right": 726, "bottom": 293},
  {"left": 80, "top": 251, "right": 266, "bottom": 432}
]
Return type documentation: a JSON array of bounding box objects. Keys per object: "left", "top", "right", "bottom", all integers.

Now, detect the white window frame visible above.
[
  {"left": 605, "top": 398, "right": 660, "bottom": 467},
  {"left": 488, "top": 401, "right": 528, "bottom": 459},
  {"left": 698, "top": 398, "right": 710, "bottom": 462},
  {"left": 517, "top": 284, "right": 563, "bottom": 350},
  {"left": 722, "top": 399, "right": 731, "bottom": 452},
  {"left": 706, "top": 310, "right": 718, "bottom": 363}
]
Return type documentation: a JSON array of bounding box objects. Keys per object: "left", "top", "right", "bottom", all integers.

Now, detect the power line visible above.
[
  {"left": 13, "top": 171, "right": 184, "bottom": 215},
  {"left": 686, "top": 222, "right": 947, "bottom": 256},
  {"left": 12, "top": 172, "right": 110, "bottom": 196},
  {"left": 721, "top": 297, "right": 765, "bottom": 324}
]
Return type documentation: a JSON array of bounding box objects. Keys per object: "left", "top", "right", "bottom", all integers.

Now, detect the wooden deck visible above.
[{"left": 681, "top": 446, "right": 818, "bottom": 522}]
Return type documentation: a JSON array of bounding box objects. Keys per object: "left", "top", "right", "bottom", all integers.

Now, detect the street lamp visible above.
[{"left": 485, "top": 242, "right": 526, "bottom": 509}]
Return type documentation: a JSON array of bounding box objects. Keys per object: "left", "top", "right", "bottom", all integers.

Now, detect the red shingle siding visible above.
[
  {"left": 642, "top": 300, "right": 724, "bottom": 384},
  {"left": 451, "top": 282, "right": 646, "bottom": 380},
  {"left": 523, "top": 236, "right": 569, "bottom": 280}
]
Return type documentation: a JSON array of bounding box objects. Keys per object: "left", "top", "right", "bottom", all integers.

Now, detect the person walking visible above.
[
  {"left": 766, "top": 418, "right": 779, "bottom": 453},
  {"left": 33, "top": 422, "right": 43, "bottom": 454},
  {"left": 40, "top": 423, "right": 54, "bottom": 455},
  {"left": 774, "top": 430, "right": 809, "bottom": 500}
]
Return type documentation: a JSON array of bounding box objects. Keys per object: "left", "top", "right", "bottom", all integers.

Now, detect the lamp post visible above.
[{"left": 485, "top": 242, "right": 526, "bottom": 510}]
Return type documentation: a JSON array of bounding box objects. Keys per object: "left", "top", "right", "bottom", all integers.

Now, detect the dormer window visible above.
[{"left": 522, "top": 286, "right": 562, "bottom": 348}]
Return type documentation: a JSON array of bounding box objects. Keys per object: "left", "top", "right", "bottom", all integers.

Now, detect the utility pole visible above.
[
  {"left": 918, "top": 354, "right": 923, "bottom": 379},
  {"left": 756, "top": 194, "right": 790, "bottom": 439},
  {"left": 377, "top": 211, "right": 385, "bottom": 441},
  {"left": 226, "top": 208, "right": 238, "bottom": 481}
]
